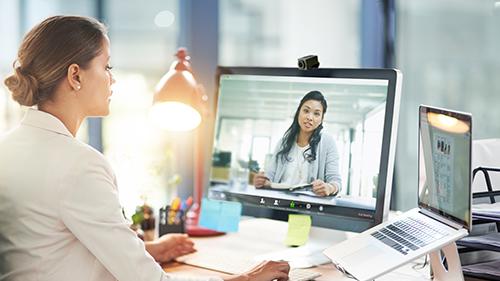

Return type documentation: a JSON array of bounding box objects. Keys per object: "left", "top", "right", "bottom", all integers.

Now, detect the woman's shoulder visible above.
[
  {"left": 63, "top": 139, "right": 113, "bottom": 173},
  {"left": 51, "top": 135, "right": 99, "bottom": 157},
  {"left": 75, "top": 141, "right": 110, "bottom": 164},
  {"left": 319, "top": 132, "right": 335, "bottom": 143},
  {"left": 318, "top": 132, "right": 338, "bottom": 152}
]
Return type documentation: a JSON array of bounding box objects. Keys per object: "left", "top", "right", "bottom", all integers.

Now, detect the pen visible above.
[
  {"left": 255, "top": 170, "right": 270, "bottom": 181},
  {"left": 289, "top": 183, "right": 313, "bottom": 191},
  {"left": 181, "top": 196, "right": 193, "bottom": 211},
  {"left": 171, "top": 197, "right": 181, "bottom": 211},
  {"left": 249, "top": 167, "right": 269, "bottom": 179},
  {"left": 249, "top": 166, "right": 259, "bottom": 173}
]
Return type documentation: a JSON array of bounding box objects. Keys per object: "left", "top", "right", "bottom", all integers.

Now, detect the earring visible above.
[{"left": 76, "top": 85, "right": 81, "bottom": 91}]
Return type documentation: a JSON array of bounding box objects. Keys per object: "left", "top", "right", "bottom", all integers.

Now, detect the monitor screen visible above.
[{"left": 208, "top": 67, "right": 401, "bottom": 231}]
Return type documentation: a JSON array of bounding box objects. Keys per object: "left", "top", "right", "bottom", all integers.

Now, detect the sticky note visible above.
[
  {"left": 285, "top": 214, "right": 311, "bottom": 246},
  {"left": 199, "top": 199, "right": 242, "bottom": 232}
]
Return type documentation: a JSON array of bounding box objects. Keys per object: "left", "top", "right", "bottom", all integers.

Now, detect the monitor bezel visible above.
[
  {"left": 418, "top": 105, "right": 472, "bottom": 231},
  {"left": 208, "top": 67, "right": 402, "bottom": 230}
]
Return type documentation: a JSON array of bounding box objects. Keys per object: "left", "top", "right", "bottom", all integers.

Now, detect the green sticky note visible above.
[{"left": 285, "top": 214, "right": 311, "bottom": 246}]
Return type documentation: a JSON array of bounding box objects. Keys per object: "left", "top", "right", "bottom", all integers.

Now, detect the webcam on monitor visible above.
[{"left": 297, "top": 55, "right": 320, "bottom": 70}]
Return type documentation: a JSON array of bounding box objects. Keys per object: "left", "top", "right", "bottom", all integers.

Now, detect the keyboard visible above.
[
  {"left": 289, "top": 268, "right": 322, "bottom": 281},
  {"left": 179, "top": 254, "right": 321, "bottom": 281},
  {"left": 371, "top": 216, "right": 447, "bottom": 255}
]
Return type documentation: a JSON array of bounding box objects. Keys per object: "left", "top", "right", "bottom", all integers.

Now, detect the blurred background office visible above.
[{"left": 1, "top": 0, "right": 499, "bottom": 218}]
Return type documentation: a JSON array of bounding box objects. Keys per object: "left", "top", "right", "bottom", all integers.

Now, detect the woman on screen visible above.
[
  {"left": 253, "top": 90, "right": 341, "bottom": 197},
  {"left": 0, "top": 15, "right": 289, "bottom": 281}
]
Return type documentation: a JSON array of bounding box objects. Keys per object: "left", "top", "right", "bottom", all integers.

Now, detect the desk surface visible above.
[{"left": 162, "top": 218, "right": 432, "bottom": 281}]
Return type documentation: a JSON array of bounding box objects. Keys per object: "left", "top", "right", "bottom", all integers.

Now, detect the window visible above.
[
  {"left": 0, "top": 0, "right": 95, "bottom": 139},
  {"left": 219, "top": 0, "right": 362, "bottom": 67},
  {"left": 103, "top": 0, "right": 179, "bottom": 215},
  {"left": 394, "top": 0, "right": 500, "bottom": 210}
]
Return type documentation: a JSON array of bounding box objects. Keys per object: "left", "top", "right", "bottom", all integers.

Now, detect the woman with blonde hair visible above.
[{"left": 0, "top": 15, "right": 289, "bottom": 281}]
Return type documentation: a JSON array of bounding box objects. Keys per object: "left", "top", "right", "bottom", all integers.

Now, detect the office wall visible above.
[
  {"left": 0, "top": 1, "right": 22, "bottom": 132},
  {"left": 219, "top": 0, "right": 361, "bottom": 68}
]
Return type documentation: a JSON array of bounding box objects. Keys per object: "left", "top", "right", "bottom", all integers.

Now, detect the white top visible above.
[
  {"left": 282, "top": 143, "right": 311, "bottom": 186},
  {"left": 0, "top": 109, "right": 221, "bottom": 281}
]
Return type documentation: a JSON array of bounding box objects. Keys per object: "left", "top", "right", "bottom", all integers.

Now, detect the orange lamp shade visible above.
[{"left": 150, "top": 48, "right": 205, "bottom": 131}]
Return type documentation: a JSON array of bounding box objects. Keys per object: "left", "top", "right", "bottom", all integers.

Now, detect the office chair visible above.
[{"left": 457, "top": 139, "right": 500, "bottom": 280}]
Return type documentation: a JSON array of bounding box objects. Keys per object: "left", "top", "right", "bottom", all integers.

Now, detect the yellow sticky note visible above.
[{"left": 285, "top": 214, "right": 311, "bottom": 246}]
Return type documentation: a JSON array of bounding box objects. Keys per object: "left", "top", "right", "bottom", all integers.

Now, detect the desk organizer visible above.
[{"left": 159, "top": 206, "right": 185, "bottom": 236}]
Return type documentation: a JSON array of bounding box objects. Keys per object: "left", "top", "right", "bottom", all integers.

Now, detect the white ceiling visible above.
[{"left": 217, "top": 77, "right": 387, "bottom": 128}]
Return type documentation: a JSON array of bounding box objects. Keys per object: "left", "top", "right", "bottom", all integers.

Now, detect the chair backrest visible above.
[{"left": 472, "top": 139, "right": 500, "bottom": 193}]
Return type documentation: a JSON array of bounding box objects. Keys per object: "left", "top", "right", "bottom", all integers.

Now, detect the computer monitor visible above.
[{"left": 208, "top": 67, "right": 402, "bottom": 232}]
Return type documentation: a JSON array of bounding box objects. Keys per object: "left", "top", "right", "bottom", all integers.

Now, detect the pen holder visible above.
[{"left": 159, "top": 206, "right": 185, "bottom": 236}]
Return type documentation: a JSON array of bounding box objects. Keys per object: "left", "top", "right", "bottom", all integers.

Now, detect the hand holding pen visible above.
[
  {"left": 253, "top": 171, "right": 271, "bottom": 188},
  {"left": 311, "top": 179, "right": 338, "bottom": 196}
]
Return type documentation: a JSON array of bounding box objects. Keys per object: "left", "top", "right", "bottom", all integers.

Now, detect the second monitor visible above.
[{"left": 208, "top": 67, "right": 402, "bottom": 232}]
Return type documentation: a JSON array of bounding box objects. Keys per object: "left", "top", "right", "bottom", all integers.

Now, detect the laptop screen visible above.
[{"left": 418, "top": 106, "right": 472, "bottom": 230}]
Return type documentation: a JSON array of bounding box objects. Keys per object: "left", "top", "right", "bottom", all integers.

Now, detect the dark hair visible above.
[
  {"left": 4, "top": 15, "right": 107, "bottom": 106},
  {"left": 276, "top": 90, "right": 327, "bottom": 164}
]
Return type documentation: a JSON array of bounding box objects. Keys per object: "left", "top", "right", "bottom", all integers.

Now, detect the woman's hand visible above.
[
  {"left": 253, "top": 172, "right": 271, "bottom": 188},
  {"left": 224, "top": 260, "right": 290, "bottom": 281},
  {"left": 145, "top": 233, "right": 196, "bottom": 263},
  {"left": 312, "top": 180, "right": 338, "bottom": 196}
]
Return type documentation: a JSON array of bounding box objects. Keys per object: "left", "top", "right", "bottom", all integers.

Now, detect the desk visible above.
[{"left": 163, "top": 218, "right": 432, "bottom": 280}]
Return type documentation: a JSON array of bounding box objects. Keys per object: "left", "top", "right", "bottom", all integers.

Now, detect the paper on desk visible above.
[
  {"left": 473, "top": 202, "right": 500, "bottom": 212},
  {"left": 285, "top": 214, "right": 311, "bottom": 246},
  {"left": 199, "top": 198, "right": 242, "bottom": 232},
  {"left": 472, "top": 203, "right": 500, "bottom": 220}
]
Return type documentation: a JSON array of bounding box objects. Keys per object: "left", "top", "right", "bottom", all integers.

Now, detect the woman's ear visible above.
[{"left": 67, "top": 63, "right": 81, "bottom": 91}]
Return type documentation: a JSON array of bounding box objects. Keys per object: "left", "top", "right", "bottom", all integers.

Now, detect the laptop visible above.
[{"left": 324, "top": 105, "right": 472, "bottom": 281}]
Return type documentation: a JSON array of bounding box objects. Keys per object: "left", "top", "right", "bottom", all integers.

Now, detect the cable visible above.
[
  {"left": 332, "top": 261, "right": 357, "bottom": 279},
  {"left": 412, "top": 254, "right": 429, "bottom": 270}
]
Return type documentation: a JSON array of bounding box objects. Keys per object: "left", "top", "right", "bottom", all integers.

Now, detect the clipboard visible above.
[
  {"left": 288, "top": 183, "right": 313, "bottom": 191},
  {"left": 270, "top": 182, "right": 313, "bottom": 191}
]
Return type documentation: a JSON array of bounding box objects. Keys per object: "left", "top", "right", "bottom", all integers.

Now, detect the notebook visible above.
[
  {"left": 270, "top": 182, "right": 313, "bottom": 191},
  {"left": 323, "top": 105, "right": 472, "bottom": 281}
]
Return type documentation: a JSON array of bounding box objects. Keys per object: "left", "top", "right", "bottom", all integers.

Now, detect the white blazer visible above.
[{"left": 0, "top": 109, "right": 221, "bottom": 281}]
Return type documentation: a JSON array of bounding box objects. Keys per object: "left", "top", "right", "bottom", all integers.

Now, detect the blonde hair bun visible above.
[{"left": 4, "top": 66, "right": 39, "bottom": 107}]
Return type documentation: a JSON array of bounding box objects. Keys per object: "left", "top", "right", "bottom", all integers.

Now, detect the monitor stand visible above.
[{"left": 429, "top": 242, "right": 464, "bottom": 281}]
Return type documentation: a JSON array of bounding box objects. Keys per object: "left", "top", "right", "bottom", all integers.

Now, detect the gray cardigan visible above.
[{"left": 265, "top": 133, "right": 342, "bottom": 193}]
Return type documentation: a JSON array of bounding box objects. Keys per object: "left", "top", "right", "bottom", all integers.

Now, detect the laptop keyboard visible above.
[{"left": 371, "top": 217, "right": 448, "bottom": 255}]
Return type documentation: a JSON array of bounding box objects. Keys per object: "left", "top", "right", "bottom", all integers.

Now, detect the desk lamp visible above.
[
  {"left": 151, "top": 48, "right": 205, "bottom": 131},
  {"left": 151, "top": 48, "right": 221, "bottom": 236}
]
